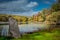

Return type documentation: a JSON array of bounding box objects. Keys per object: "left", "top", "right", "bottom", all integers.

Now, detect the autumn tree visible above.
[
  {"left": 25, "top": 17, "right": 28, "bottom": 24},
  {"left": 51, "top": 0, "right": 60, "bottom": 12}
]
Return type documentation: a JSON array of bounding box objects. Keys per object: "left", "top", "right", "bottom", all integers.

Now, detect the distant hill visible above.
[{"left": 0, "top": 14, "right": 32, "bottom": 23}]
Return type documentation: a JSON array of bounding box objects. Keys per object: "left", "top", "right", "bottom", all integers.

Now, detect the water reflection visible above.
[{"left": 0, "top": 24, "right": 45, "bottom": 35}]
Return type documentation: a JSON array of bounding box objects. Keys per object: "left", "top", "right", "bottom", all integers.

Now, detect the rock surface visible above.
[{"left": 9, "top": 17, "right": 20, "bottom": 38}]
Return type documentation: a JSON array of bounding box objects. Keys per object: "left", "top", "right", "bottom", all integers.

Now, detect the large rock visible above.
[
  {"left": 8, "top": 16, "right": 20, "bottom": 38},
  {"left": 0, "top": 26, "right": 3, "bottom": 36}
]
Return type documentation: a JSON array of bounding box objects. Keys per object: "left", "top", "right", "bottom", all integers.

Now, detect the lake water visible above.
[{"left": 0, "top": 23, "right": 46, "bottom": 35}]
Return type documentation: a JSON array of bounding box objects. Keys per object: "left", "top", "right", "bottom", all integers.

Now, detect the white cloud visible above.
[
  {"left": 44, "top": 1, "right": 51, "bottom": 4},
  {"left": 27, "top": 2, "right": 38, "bottom": 8},
  {"left": 0, "top": 0, "right": 28, "bottom": 11},
  {"left": 13, "top": 11, "right": 39, "bottom": 16},
  {"left": 54, "top": 0, "right": 57, "bottom": 1},
  {"left": 0, "top": 10, "right": 39, "bottom": 16},
  {"left": 0, "top": 0, "right": 39, "bottom": 16},
  {"left": 0, "top": 0, "right": 38, "bottom": 12}
]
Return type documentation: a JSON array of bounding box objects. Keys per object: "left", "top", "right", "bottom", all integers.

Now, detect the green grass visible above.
[{"left": 0, "top": 28, "right": 60, "bottom": 40}]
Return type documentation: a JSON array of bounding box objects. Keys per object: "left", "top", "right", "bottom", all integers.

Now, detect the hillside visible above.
[{"left": 0, "top": 14, "right": 33, "bottom": 24}]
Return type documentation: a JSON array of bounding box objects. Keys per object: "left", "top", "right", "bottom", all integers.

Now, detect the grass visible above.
[{"left": 0, "top": 28, "right": 60, "bottom": 40}]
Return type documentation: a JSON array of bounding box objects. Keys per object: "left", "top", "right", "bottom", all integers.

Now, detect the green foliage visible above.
[
  {"left": 0, "top": 28, "right": 60, "bottom": 40},
  {"left": 40, "top": 9, "right": 52, "bottom": 21},
  {"left": 52, "top": 3, "right": 60, "bottom": 12},
  {"left": 51, "top": 0, "right": 60, "bottom": 12},
  {"left": 46, "top": 11, "right": 60, "bottom": 24},
  {"left": 0, "top": 14, "right": 29, "bottom": 23}
]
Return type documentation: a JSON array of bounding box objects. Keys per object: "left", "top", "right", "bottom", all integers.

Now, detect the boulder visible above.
[{"left": 8, "top": 16, "right": 20, "bottom": 38}]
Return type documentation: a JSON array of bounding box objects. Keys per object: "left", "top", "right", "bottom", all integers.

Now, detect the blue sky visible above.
[{"left": 0, "top": 0, "right": 56, "bottom": 16}]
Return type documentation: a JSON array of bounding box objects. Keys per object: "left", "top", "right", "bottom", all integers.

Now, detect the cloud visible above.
[
  {"left": 0, "top": 0, "right": 38, "bottom": 16},
  {"left": 0, "top": 0, "right": 38, "bottom": 12},
  {"left": 45, "top": 1, "right": 51, "bottom": 4},
  {"left": 54, "top": 0, "right": 57, "bottom": 1},
  {"left": 0, "top": 0, "right": 28, "bottom": 12},
  {"left": 27, "top": 2, "right": 38, "bottom": 8},
  {"left": 13, "top": 11, "right": 39, "bottom": 16},
  {"left": 0, "top": 10, "right": 39, "bottom": 16},
  {"left": 0, "top": 0, "right": 15, "bottom": 3},
  {"left": 42, "top": 0, "right": 56, "bottom": 4},
  {"left": 43, "top": 0, "right": 51, "bottom": 4}
]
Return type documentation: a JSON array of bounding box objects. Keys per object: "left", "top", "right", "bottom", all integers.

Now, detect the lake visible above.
[{"left": 0, "top": 23, "right": 46, "bottom": 35}]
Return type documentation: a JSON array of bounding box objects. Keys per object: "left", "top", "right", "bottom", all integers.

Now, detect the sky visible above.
[{"left": 0, "top": 0, "right": 57, "bottom": 16}]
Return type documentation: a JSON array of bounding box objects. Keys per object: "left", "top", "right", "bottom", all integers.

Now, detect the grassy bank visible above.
[{"left": 0, "top": 28, "right": 60, "bottom": 40}]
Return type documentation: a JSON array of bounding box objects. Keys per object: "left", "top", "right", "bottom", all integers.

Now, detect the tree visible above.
[
  {"left": 20, "top": 19, "right": 22, "bottom": 24},
  {"left": 57, "top": 0, "right": 60, "bottom": 3},
  {"left": 25, "top": 17, "right": 28, "bottom": 24},
  {"left": 51, "top": 0, "right": 60, "bottom": 12},
  {"left": 40, "top": 9, "right": 48, "bottom": 21},
  {"left": 52, "top": 3, "right": 60, "bottom": 12},
  {"left": 45, "top": 11, "right": 60, "bottom": 31}
]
